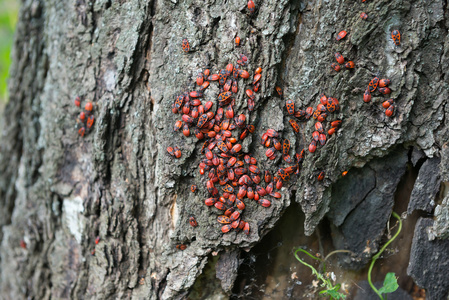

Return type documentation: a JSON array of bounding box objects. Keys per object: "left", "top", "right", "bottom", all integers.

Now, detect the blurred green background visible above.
[{"left": 0, "top": 0, "right": 19, "bottom": 104}]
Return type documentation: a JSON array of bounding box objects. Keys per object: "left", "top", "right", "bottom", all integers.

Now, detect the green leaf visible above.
[
  {"left": 378, "top": 272, "right": 399, "bottom": 294},
  {"left": 320, "top": 284, "right": 346, "bottom": 299}
]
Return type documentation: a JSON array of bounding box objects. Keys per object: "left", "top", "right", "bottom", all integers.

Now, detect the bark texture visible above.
[{"left": 1, "top": 0, "right": 449, "bottom": 299}]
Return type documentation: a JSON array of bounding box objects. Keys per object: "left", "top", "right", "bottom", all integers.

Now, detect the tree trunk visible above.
[{"left": 1, "top": 0, "right": 449, "bottom": 299}]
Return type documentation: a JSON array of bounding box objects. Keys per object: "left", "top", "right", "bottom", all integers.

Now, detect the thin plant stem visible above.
[{"left": 367, "top": 212, "right": 402, "bottom": 300}]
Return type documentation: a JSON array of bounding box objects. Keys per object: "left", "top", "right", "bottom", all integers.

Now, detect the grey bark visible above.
[{"left": 0, "top": 0, "right": 449, "bottom": 299}]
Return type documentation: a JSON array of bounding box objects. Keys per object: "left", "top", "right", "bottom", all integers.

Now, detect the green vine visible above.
[
  {"left": 294, "top": 211, "right": 402, "bottom": 299},
  {"left": 294, "top": 248, "right": 351, "bottom": 299},
  {"left": 367, "top": 211, "right": 402, "bottom": 299}
]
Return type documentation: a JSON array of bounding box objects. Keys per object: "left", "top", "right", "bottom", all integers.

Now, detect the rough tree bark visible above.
[{"left": 1, "top": 0, "right": 448, "bottom": 299}]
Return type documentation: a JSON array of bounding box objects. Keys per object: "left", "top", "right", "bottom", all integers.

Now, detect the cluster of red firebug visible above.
[
  {"left": 282, "top": 91, "right": 342, "bottom": 181},
  {"left": 74, "top": 96, "right": 95, "bottom": 137},
  {"left": 168, "top": 50, "right": 287, "bottom": 239},
  {"left": 169, "top": 1, "right": 402, "bottom": 248},
  {"left": 363, "top": 77, "right": 395, "bottom": 116}
]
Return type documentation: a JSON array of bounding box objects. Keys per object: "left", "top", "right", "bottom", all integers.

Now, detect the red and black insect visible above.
[
  {"left": 79, "top": 112, "right": 86, "bottom": 122},
  {"left": 173, "top": 146, "right": 181, "bottom": 158},
  {"left": 191, "top": 185, "right": 197, "bottom": 193},
  {"left": 331, "top": 63, "right": 341, "bottom": 72},
  {"left": 320, "top": 94, "right": 328, "bottom": 105},
  {"left": 317, "top": 171, "right": 325, "bottom": 181},
  {"left": 391, "top": 30, "right": 401, "bottom": 46},
  {"left": 336, "top": 30, "right": 347, "bottom": 41},
  {"left": 275, "top": 86, "right": 283, "bottom": 97},
  {"left": 382, "top": 99, "right": 394, "bottom": 109},
  {"left": 345, "top": 61, "right": 355, "bottom": 69},
  {"left": 235, "top": 36, "right": 241, "bottom": 46},
  {"left": 368, "top": 77, "right": 379, "bottom": 92},
  {"left": 167, "top": 146, "right": 175, "bottom": 156},
  {"left": 335, "top": 52, "right": 344, "bottom": 64},
  {"left": 378, "top": 87, "right": 391, "bottom": 95},
  {"left": 247, "top": 0, "right": 255, "bottom": 14},
  {"left": 196, "top": 72, "right": 204, "bottom": 86},
  {"left": 182, "top": 38, "right": 190, "bottom": 52},
  {"left": 218, "top": 69, "right": 228, "bottom": 85},
  {"left": 176, "top": 244, "right": 187, "bottom": 250},
  {"left": 328, "top": 127, "right": 337, "bottom": 135},
  {"left": 85, "top": 101, "right": 93, "bottom": 112},
  {"left": 315, "top": 122, "right": 324, "bottom": 133},
  {"left": 286, "top": 99, "right": 295, "bottom": 115},
  {"left": 331, "top": 120, "right": 342, "bottom": 128},
  {"left": 217, "top": 215, "right": 231, "bottom": 224},
  {"left": 289, "top": 119, "right": 300, "bottom": 133},
  {"left": 182, "top": 124, "right": 190, "bottom": 137},
  {"left": 272, "top": 138, "right": 282, "bottom": 151},
  {"left": 319, "top": 134, "right": 326, "bottom": 146},
  {"left": 189, "top": 216, "right": 198, "bottom": 227},
  {"left": 363, "top": 88, "right": 371, "bottom": 103},
  {"left": 258, "top": 199, "right": 271, "bottom": 208},
  {"left": 218, "top": 91, "right": 232, "bottom": 105},
  {"left": 74, "top": 96, "right": 81, "bottom": 107},
  {"left": 379, "top": 79, "right": 391, "bottom": 87},
  {"left": 189, "top": 91, "right": 203, "bottom": 98},
  {"left": 282, "top": 139, "right": 290, "bottom": 156},
  {"left": 78, "top": 127, "right": 85, "bottom": 137},
  {"left": 309, "top": 140, "right": 317, "bottom": 153},
  {"left": 360, "top": 12, "right": 368, "bottom": 20},
  {"left": 305, "top": 107, "right": 313, "bottom": 119},
  {"left": 317, "top": 113, "right": 328, "bottom": 122},
  {"left": 385, "top": 105, "right": 395, "bottom": 117}
]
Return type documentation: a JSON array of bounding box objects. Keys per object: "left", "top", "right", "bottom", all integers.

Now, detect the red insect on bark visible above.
[
  {"left": 331, "top": 63, "right": 341, "bottom": 72},
  {"left": 320, "top": 94, "right": 328, "bottom": 105},
  {"left": 378, "top": 87, "right": 391, "bottom": 95},
  {"left": 391, "top": 29, "right": 401, "bottom": 46},
  {"left": 379, "top": 79, "right": 391, "bottom": 87},
  {"left": 253, "top": 73, "right": 262, "bottom": 85},
  {"left": 319, "top": 133, "right": 326, "bottom": 146},
  {"left": 258, "top": 199, "right": 271, "bottom": 208},
  {"left": 247, "top": 0, "right": 255, "bottom": 14},
  {"left": 275, "top": 86, "right": 283, "bottom": 97},
  {"left": 85, "top": 101, "right": 93, "bottom": 112},
  {"left": 182, "top": 38, "right": 190, "bottom": 52},
  {"left": 345, "top": 61, "right": 355, "bottom": 69},
  {"left": 243, "top": 222, "right": 250, "bottom": 235},
  {"left": 264, "top": 170, "right": 272, "bottom": 183},
  {"left": 217, "top": 215, "right": 231, "bottom": 224},
  {"left": 197, "top": 72, "right": 204, "bottom": 86},
  {"left": 317, "top": 171, "right": 325, "bottom": 181},
  {"left": 235, "top": 36, "right": 241, "bottom": 46},
  {"left": 289, "top": 119, "right": 300, "bottom": 133},
  {"left": 176, "top": 244, "right": 187, "bottom": 250},
  {"left": 331, "top": 120, "right": 342, "bottom": 128},
  {"left": 335, "top": 52, "right": 344, "bottom": 64},
  {"left": 285, "top": 99, "right": 295, "bottom": 115},
  {"left": 368, "top": 77, "right": 379, "bottom": 92},
  {"left": 336, "top": 30, "right": 347, "bottom": 41},
  {"left": 363, "top": 88, "right": 371, "bottom": 103},
  {"left": 309, "top": 140, "right": 317, "bottom": 153},
  {"left": 189, "top": 216, "right": 198, "bottom": 227},
  {"left": 74, "top": 96, "right": 81, "bottom": 107},
  {"left": 222, "top": 224, "right": 233, "bottom": 233},
  {"left": 385, "top": 105, "right": 395, "bottom": 117},
  {"left": 173, "top": 146, "right": 181, "bottom": 158},
  {"left": 382, "top": 99, "right": 394, "bottom": 109}
]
